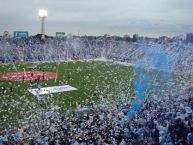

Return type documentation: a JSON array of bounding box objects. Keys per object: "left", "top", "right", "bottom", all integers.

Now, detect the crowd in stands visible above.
[
  {"left": 1, "top": 37, "right": 193, "bottom": 144},
  {"left": 0, "top": 36, "right": 193, "bottom": 74},
  {"left": 0, "top": 87, "right": 193, "bottom": 145}
]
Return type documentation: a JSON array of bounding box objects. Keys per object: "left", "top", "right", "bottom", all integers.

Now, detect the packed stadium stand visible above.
[{"left": 0, "top": 36, "right": 193, "bottom": 145}]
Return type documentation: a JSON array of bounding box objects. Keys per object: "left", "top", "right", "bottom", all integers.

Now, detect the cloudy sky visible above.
[{"left": 0, "top": 0, "right": 193, "bottom": 37}]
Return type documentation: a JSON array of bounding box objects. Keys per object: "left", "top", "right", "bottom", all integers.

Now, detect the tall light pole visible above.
[{"left": 38, "top": 9, "right": 48, "bottom": 40}]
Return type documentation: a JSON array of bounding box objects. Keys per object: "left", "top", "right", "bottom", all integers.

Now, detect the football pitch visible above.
[{"left": 0, "top": 60, "right": 135, "bottom": 129}]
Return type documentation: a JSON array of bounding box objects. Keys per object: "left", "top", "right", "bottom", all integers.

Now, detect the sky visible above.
[{"left": 0, "top": 0, "right": 193, "bottom": 37}]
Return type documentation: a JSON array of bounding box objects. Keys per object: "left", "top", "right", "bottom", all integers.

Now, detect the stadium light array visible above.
[
  {"left": 38, "top": 9, "right": 48, "bottom": 39},
  {"left": 38, "top": 9, "right": 48, "bottom": 18}
]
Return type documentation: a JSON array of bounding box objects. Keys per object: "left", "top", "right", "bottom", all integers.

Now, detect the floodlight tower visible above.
[{"left": 38, "top": 9, "right": 48, "bottom": 39}]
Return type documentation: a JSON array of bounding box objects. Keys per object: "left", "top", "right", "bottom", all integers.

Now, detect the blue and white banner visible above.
[{"left": 28, "top": 85, "right": 77, "bottom": 96}]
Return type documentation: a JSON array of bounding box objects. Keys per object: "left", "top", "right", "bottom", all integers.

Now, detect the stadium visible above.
[{"left": 1, "top": 1, "right": 193, "bottom": 145}]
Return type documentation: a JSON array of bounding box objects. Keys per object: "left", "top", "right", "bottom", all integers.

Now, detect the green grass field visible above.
[{"left": 0, "top": 60, "right": 134, "bottom": 129}]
